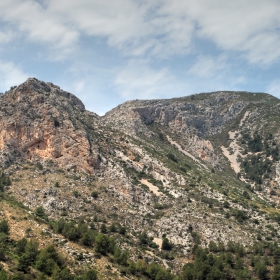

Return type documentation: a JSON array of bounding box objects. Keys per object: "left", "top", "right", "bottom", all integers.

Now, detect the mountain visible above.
[{"left": 1, "top": 78, "right": 280, "bottom": 279}]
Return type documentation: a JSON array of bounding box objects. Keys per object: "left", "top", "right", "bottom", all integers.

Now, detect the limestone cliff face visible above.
[
  {"left": 103, "top": 92, "right": 246, "bottom": 136},
  {"left": 0, "top": 78, "right": 101, "bottom": 173},
  {"left": 103, "top": 92, "right": 249, "bottom": 166}
]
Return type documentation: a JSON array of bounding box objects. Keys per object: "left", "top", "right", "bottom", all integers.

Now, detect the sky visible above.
[{"left": 1, "top": 0, "right": 280, "bottom": 115}]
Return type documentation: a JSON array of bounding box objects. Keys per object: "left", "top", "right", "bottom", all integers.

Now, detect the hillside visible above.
[{"left": 1, "top": 78, "right": 280, "bottom": 279}]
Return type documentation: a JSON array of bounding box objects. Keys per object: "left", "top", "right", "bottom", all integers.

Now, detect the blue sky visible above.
[{"left": 1, "top": 0, "right": 280, "bottom": 115}]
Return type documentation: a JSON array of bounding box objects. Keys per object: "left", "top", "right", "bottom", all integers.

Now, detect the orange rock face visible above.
[{"left": 0, "top": 78, "right": 100, "bottom": 174}]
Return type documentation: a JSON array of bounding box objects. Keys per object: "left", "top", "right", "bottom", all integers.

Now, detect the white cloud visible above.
[
  {"left": 72, "top": 80, "right": 85, "bottom": 94},
  {"left": 160, "top": 0, "right": 280, "bottom": 64},
  {"left": 187, "top": 55, "right": 228, "bottom": 78},
  {"left": 1, "top": 0, "right": 280, "bottom": 65},
  {"left": 0, "top": 61, "right": 30, "bottom": 92},
  {"left": 115, "top": 59, "right": 187, "bottom": 100},
  {"left": 0, "top": 30, "right": 13, "bottom": 45},
  {"left": 47, "top": 0, "right": 194, "bottom": 58},
  {"left": 267, "top": 80, "right": 280, "bottom": 98},
  {"left": 0, "top": 0, "right": 195, "bottom": 58},
  {"left": 0, "top": 0, "right": 79, "bottom": 52}
]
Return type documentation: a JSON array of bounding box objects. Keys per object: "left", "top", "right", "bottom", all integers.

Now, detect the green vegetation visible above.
[
  {"left": 0, "top": 219, "right": 98, "bottom": 279},
  {"left": 161, "top": 237, "right": 172, "bottom": 251},
  {"left": 239, "top": 132, "right": 279, "bottom": 185},
  {"left": 183, "top": 241, "right": 280, "bottom": 280},
  {"left": 35, "top": 206, "right": 48, "bottom": 220},
  {"left": 0, "top": 172, "right": 11, "bottom": 193},
  {"left": 91, "top": 191, "right": 99, "bottom": 199}
]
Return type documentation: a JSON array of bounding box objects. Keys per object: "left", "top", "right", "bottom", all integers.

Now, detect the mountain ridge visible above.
[{"left": 1, "top": 78, "right": 280, "bottom": 279}]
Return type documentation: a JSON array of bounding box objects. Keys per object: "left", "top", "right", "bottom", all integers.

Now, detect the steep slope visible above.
[
  {"left": 104, "top": 91, "right": 280, "bottom": 199},
  {"left": 103, "top": 92, "right": 251, "bottom": 167}
]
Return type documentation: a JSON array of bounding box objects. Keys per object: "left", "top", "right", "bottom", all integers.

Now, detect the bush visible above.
[
  {"left": 167, "top": 153, "right": 178, "bottom": 163},
  {"left": 209, "top": 241, "right": 218, "bottom": 253},
  {"left": 191, "top": 232, "right": 201, "bottom": 244},
  {"left": 114, "top": 247, "right": 129, "bottom": 265},
  {"left": 231, "top": 209, "right": 248, "bottom": 222},
  {"left": 91, "top": 191, "right": 99, "bottom": 199},
  {"left": 73, "top": 190, "right": 80, "bottom": 198},
  {"left": 100, "top": 224, "right": 107, "bottom": 233},
  {"left": 84, "top": 269, "right": 98, "bottom": 280},
  {"left": 119, "top": 226, "right": 126, "bottom": 235},
  {"left": 139, "top": 231, "right": 148, "bottom": 245},
  {"left": 162, "top": 238, "right": 172, "bottom": 251},
  {"left": 16, "top": 238, "right": 27, "bottom": 256},
  {"left": 147, "top": 262, "right": 162, "bottom": 279},
  {"left": 243, "top": 191, "right": 250, "bottom": 200},
  {"left": 35, "top": 244, "right": 64, "bottom": 276},
  {"left": 35, "top": 206, "right": 47, "bottom": 219},
  {"left": 53, "top": 268, "right": 74, "bottom": 280},
  {"left": 95, "top": 234, "right": 115, "bottom": 255},
  {"left": 0, "top": 269, "right": 8, "bottom": 280},
  {"left": 81, "top": 231, "right": 95, "bottom": 247},
  {"left": 0, "top": 244, "right": 6, "bottom": 261},
  {"left": 0, "top": 172, "right": 11, "bottom": 192},
  {"left": 223, "top": 201, "right": 230, "bottom": 208},
  {"left": 0, "top": 220, "right": 9, "bottom": 235},
  {"left": 17, "top": 239, "right": 39, "bottom": 272}
]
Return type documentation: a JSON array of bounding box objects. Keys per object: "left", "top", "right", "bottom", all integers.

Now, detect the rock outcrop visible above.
[
  {"left": 0, "top": 78, "right": 101, "bottom": 173},
  {"left": 103, "top": 92, "right": 250, "bottom": 167},
  {"left": 103, "top": 92, "right": 247, "bottom": 137}
]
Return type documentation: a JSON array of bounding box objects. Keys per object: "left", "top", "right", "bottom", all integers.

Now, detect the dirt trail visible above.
[
  {"left": 221, "top": 111, "right": 250, "bottom": 176},
  {"left": 240, "top": 111, "right": 250, "bottom": 127},
  {"left": 140, "top": 179, "right": 161, "bottom": 196},
  {"left": 221, "top": 146, "right": 241, "bottom": 173}
]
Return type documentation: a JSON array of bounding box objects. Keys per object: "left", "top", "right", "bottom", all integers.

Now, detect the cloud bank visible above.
[{"left": 0, "top": 0, "right": 280, "bottom": 113}]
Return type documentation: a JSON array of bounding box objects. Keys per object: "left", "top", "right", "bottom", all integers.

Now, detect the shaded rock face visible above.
[
  {"left": 0, "top": 78, "right": 100, "bottom": 173},
  {"left": 103, "top": 92, "right": 246, "bottom": 137},
  {"left": 103, "top": 92, "right": 248, "bottom": 167}
]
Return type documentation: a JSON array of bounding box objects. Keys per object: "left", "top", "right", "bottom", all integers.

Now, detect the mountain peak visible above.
[
  {"left": 0, "top": 78, "right": 101, "bottom": 173},
  {"left": 5, "top": 77, "right": 85, "bottom": 112}
]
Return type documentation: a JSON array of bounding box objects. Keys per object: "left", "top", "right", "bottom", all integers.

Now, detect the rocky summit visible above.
[
  {"left": 1, "top": 78, "right": 280, "bottom": 279},
  {"left": 0, "top": 78, "right": 100, "bottom": 173}
]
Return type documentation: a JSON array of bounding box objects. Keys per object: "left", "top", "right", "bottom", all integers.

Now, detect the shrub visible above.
[
  {"left": 119, "top": 226, "right": 126, "bottom": 235},
  {"left": 114, "top": 247, "right": 129, "bottom": 265},
  {"left": 0, "top": 220, "right": 9, "bottom": 235},
  {"left": 223, "top": 201, "right": 230, "bottom": 208},
  {"left": 100, "top": 223, "right": 107, "bottom": 233},
  {"left": 162, "top": 238, "right": 172, "bottom": 251},
  {"left": 35, "top": 244, "right": 64, "bottom": 276},
  {"left": 167, "top": 153, "right": 178, "bottom": 163},
  {"left": 91, "top": 191, "right": 99, "bottom": 199},
  {"left": 139, "top": 231, "right": 148, "bottom": 245},
  {"left": 95, "top": 234, "right": 115, "bottom": 255},
  {"left": 84, "top": 269, "right": 98, "bottom": 280},
  {"left": 243, "top": 191, "right": 250, "bottom": 200},
  {"left": 35, "top": 206, "right": 47, "bottom": 219},
  {"left": 81, "top": 231, "right": 95, "bottom": 247},
  {"left": 73, "top": 190, "right": 80, "bottom": 198}
]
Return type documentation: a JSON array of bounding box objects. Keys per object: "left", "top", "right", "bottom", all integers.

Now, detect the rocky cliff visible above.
[
  {"left": 0, "top": 78, "right": 102, "bottom": 173},
  {"left": 104, "top": 92, "right": 247, "bottom": 137},
  {"left": 103, "top": 91, "right": 277, "bottom": 168}
]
